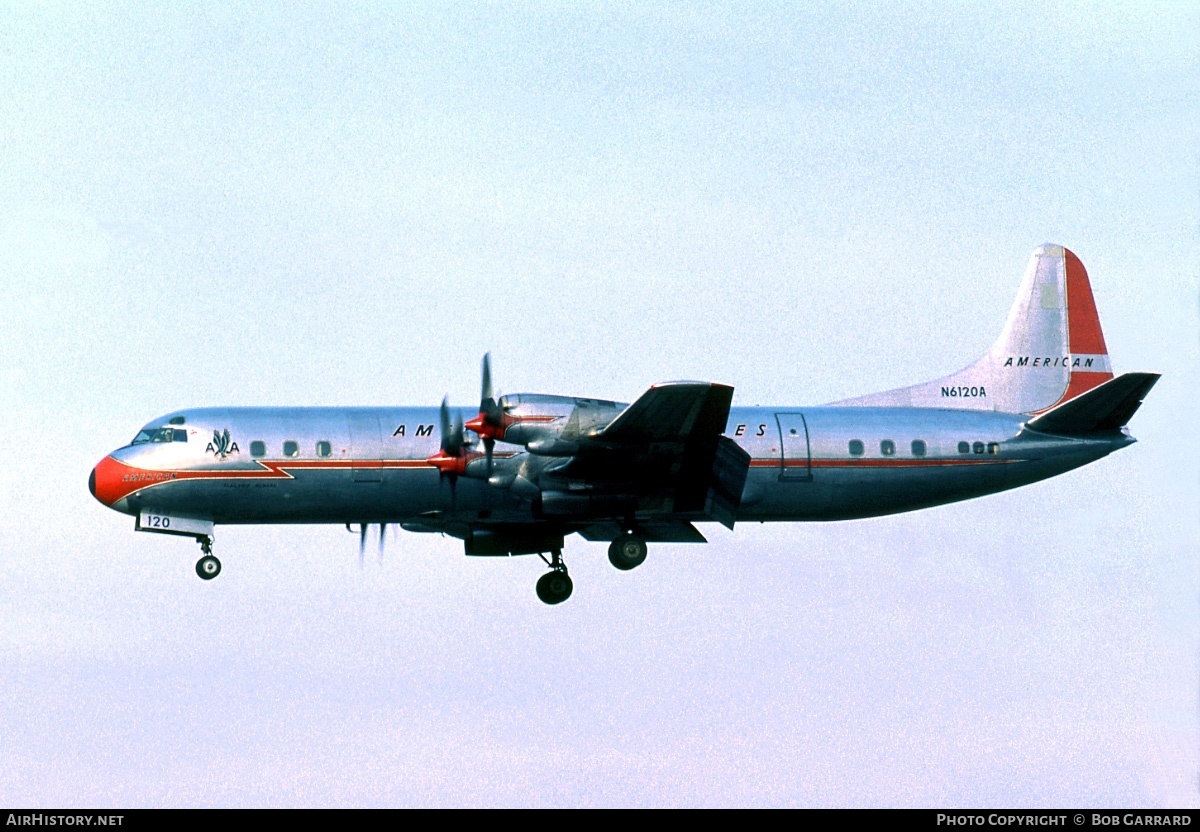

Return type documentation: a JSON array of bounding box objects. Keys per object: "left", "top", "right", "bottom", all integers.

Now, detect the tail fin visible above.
[
  {"left": 830, "top": 244, "right": 1114, "bottom": 414},
  {"left": 1025, "top": 372, "right": 1160, "bottom": 435}
]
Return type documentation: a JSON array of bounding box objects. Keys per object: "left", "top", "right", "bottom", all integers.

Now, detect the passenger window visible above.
[
  {"left": 848, "top": 439, "right": 864, "bottom": 456},
  {"left": 973, "top": 442, "right": 985, "bottom": 454},
  {"left": 987, "top": 442, "right": 1000, "bottom": 455},
  {"left": 250, "top": 440, "right": 266, "bottom": 457},
  {"left": 283, "top": 440, "right": 299, "bottom": 458},
  {"left": 172, "top": 430, "right": 187, "bottom": 442},
  {"left": 958, "top": 441, "right": 970, "bottom": 454},
  {"left": 880, "top": 440, "right": 896, "bottom": 456},
  {"left": 317, "top": 440, "right": 332, "bottom": 458},
  {"left": 911, "top": 440, "right": 926, "bottom": 457}
]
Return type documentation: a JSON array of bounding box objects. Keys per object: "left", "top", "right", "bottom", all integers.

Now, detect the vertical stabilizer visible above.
[{"left": 829, "top": 245, "right": 1114, "bottom": 414}]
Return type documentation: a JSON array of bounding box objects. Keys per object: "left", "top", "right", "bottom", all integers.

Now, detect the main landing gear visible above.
[
  {"left": 533, "top": 532, "right": 651, "bottom": 604},
  {"left": 195, "top": 535, "right": 221, "bottom": 581},
  {"left": 608, "top": 532, "right": 648, "bottom": 571},
  {"left": 536, "top": 548, "right": 573, "bottom": 605}
]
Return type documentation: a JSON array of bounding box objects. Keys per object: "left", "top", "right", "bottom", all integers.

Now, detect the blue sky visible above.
[{"left": 0, "top": 3, "right": 1196, "bottom": 806}]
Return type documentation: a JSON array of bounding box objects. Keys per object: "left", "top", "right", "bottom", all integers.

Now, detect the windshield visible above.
[{"left": 130, "top": 428, "right": 187, "bottom": 446}]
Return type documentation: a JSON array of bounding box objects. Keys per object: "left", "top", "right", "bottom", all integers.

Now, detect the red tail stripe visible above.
[{"left": 1064, "top": 248, "right": 1109, "bottom": 356}]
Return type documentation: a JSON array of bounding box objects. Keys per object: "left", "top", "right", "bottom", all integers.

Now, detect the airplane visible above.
[{"left": 90, "top": 244, "right": 1159, "bottom": 605}]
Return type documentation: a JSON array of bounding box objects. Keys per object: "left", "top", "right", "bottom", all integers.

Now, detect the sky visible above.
[{"left": 0, "top": 2, "right": 1197, "bottom": 807}]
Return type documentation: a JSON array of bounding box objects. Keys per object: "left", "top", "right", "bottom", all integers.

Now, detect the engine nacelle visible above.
[{"left": 499, "top": 393, "right": 624, "bottom": 446}]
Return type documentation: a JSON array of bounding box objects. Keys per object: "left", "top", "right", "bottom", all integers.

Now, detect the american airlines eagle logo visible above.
[{"left": 206, "top": 429, "right": 240, "bottom": 459}]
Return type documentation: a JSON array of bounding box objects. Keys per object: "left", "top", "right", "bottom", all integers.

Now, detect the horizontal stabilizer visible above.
[{"left": 1025, "top": 372, "right": 1160, "bottom": 434}]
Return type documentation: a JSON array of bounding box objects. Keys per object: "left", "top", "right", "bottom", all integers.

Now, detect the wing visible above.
[
  {"left": 548, "top": 381, "right": 750, "bottom": 529},
  {"left": 597, "top": 381, "right": 734, "bottom": 444}
]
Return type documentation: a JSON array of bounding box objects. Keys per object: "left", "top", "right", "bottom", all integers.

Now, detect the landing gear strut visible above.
[
  {"left": 536, "top": 548, "right": 573, "bottom": 605},
  {"left": 608, "top": 532, "right": 648, "bottom": 571},
  {"left": 195, "top": 535, "right": 221, "bottom": 580}
]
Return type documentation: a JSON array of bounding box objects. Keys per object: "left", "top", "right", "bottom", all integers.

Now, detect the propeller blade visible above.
[
  {"left": 482, "top": 353, "right": 505, "bottom": 423},
  {"left": 359, "top": 523, "right": 367, "bottom": 568},
  {"left": 378, "top": 523, "right": 387, "bottom": 564},
  {"left": 484, "top": 436, "right": 494, "bottom": 477},
  {"left": 440, "top": 396, "right": 464, "bottom": 455},
  {"left": 481, "top": 352, "right": 496, "bottom": 415}
]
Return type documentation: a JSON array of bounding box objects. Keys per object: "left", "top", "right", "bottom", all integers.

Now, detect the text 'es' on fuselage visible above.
[{"left": 91, "top": 245, "right": 1159, "bottom": 604}]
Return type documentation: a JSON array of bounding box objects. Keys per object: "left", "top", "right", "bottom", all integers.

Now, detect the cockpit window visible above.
[
  {"left": 131, "top": 427, "right": 187, "bottom": 446},
  {"left": 168, "top": 416, "right": 186, "bottom": 425}
]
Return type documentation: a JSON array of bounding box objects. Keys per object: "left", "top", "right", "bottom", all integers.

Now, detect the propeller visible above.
[
  {"left": 426, "top": 395, "right": 469, "bottom": 502},
  {"left": 465, "top": 353, "right": 507, "bottom": 477},
  {"left": 349, "top": 522, "right": 388, "bottom": 567}
]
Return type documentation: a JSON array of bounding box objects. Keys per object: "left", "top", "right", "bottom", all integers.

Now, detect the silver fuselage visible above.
[{"left": 95, "top": 403, "right": 1128, "bottom": 527}]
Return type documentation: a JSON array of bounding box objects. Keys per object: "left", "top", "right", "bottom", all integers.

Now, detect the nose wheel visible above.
[
  {"left": 195, "top": 536, "right": 221, "bottom": 580},
  {"left": 196, "top": 554, "right": 221, "bottom": 580},
  {"left": 536, "top": 548, "right": 573, "bottom": 605}
]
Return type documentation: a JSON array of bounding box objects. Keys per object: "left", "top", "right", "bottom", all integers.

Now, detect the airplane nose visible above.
[{"left": 90, "top": 455, "right": 126, "bottom": 508}]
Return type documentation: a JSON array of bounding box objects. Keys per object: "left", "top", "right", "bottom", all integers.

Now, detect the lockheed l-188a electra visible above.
[{"left": 91, "top": 245, "right": 1159, "bottom": 604}]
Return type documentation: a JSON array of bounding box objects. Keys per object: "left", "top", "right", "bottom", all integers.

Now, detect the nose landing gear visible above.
[
  {"left": 536, "top": 548, "right": 573, "bottom": 605},
  {"left": 195, "top": 536, "right": 221, "bottom": 580}
]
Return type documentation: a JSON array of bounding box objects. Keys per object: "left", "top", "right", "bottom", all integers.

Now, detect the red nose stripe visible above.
[{"left": 91, "top": 455, "right": 143, "bottom": 506}]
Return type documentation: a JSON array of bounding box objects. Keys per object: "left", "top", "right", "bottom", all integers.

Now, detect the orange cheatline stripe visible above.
[
  {"left": 97, "top": 450, "right": 1011, "bottom": 507},
  {"left": 748, "top": 457, "right": 1013, "bottom": 469}
]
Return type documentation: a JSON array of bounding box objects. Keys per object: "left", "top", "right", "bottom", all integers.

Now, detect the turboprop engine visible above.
[{"left": 436, "top": 355, "right": 632, "bottom": 505}]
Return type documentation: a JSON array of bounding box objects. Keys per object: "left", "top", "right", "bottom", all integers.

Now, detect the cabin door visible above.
[{"left": 775, "top": 413, "right": 812, "bottom": 481}]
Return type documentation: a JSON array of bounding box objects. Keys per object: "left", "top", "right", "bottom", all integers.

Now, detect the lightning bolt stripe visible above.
[{"left": 91, "top": 454, "right": 520, "bottom": 506}]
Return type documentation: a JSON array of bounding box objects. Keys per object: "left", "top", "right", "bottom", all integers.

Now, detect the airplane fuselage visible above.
[{"left": 92, "top": 404, "right": 1126, "bottom": 527}]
